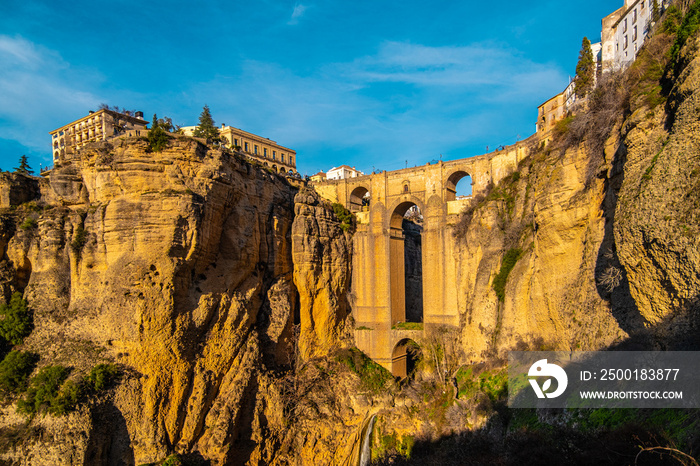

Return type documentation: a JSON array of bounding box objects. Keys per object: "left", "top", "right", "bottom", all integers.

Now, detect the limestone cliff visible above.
[
  {"left": 292, "top": 188, "right": 353, "bottom": 360},
  {"left": 451, "top": 32, "right": 700, "bottom": 356}
]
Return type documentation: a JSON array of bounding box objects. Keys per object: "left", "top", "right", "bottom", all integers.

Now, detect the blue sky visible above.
[{"left": 1, "top": 0, "right": 620, "bottom": 176}]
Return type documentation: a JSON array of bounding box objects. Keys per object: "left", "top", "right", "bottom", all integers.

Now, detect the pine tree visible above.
[
  {"left": 152, "top": 113, "right": 159, "bottom": 130},
  {"left": 193, "top": 105, "right": 220, "bottom": 142},
  {"left": 14, "top": 156, "right": 33, "bottom": 176},
  {"left": 575, "top": 37, "right": 595, "bottom": 98}
]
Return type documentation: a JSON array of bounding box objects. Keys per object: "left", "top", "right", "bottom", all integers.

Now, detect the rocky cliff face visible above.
[
  {"left": 0, "top": 137, "right": 352, "bottom": 465},
  {"left": 292, "top": 188, "right": 353, "bottom": 360},
  {"left": 451, "top": 33, "right": 700, "bottom": 357},
  {"left": 0, "top": 19, "right": 699, "bottom": 466}
]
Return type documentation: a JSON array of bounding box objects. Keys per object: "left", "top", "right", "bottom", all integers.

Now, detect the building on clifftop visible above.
[
  {"left": 326, "top": 165, "right": 364, "bottom": 180},
  {"left": 50, "top": 109, "right": 148, "bottom": 162},
  {"left": 181, "top": 124, "right": 297, "bottom": 174}
]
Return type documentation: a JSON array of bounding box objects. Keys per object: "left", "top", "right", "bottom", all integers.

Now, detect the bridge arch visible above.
[
  {"left": 348, "top": 185, "right": 370, "bottom": 212},
  {"left": 392, "top": 338, "right": 421, "bottom": 378},
  {"left": 389, "top": 200, "right": 424, "bottom": 325},
  {"left": 445, "top": 170, "right": 473, "bottom": 201},
  {"left": 387, "top": 196, "right": 426, "bottom": 230}
]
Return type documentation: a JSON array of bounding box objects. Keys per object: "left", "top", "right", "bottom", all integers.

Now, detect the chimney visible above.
[
  {"left": 135, "top": 111, "right": 144, "bottom": 120},
  {"left": 89, "top": 110, "right": 95, "bottom": 114},
  {"left": 221, "top": 123, "right": 226, "bottom": 128}
]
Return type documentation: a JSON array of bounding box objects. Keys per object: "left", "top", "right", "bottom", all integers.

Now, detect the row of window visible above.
[{"left": 231, "top": 138, "right": 294, "bottom": 165}]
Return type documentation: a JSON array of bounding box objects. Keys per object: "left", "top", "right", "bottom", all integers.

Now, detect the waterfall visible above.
[{"left": 359, "top": 414, "right": 377, "bottom": 466}]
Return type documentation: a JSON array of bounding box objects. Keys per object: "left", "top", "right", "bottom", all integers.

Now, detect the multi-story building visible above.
[
  {"left": 181, "top": 124, "right": 297, "bottom": 174},
  {"left": 537, "top": 92, "right": 566, "bottom": 134},
  {"left": 50, "top": 109, "right": 148, "bottom": 162},
  {"left": 603, "top": 0, "right": 670, "bottom": 71},
  {"left": 326, "top": 165, "right": 364, "bottom": 180}
]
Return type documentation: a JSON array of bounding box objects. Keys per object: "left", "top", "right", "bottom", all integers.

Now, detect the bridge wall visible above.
[{"left": 313, "top": 137, "right": 535, "bottom": 373}]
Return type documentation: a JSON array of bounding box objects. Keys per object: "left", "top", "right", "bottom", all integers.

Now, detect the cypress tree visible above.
[{"left": 575, "top": 37, "right": 595, "bottom": 98}]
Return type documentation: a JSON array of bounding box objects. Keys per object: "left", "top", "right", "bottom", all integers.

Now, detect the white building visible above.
[
  {"left": 326, "top": 165, "right": 364, "bottom": 180},
  {"left": 604, "top": 0, "right": 670, "bottom": 71}
]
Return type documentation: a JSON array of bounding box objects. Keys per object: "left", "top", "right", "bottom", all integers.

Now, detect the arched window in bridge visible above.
[
  {"left": 349, "top": 186, "right": 370, "bottom": 212},
  {"left": 446, "top": 171, "right": 472, "bottom": 201}
]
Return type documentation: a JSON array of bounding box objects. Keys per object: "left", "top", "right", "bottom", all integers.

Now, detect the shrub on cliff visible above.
[
  {"left": 0, "top": 351, "right": 38, "bottom": 395},
  {"left": 17, "top": 365, "right": 71, "bottom": 415},
  {"left": 492, "top": 248, "right": 523, "bottom": 302},
  {"left": 332, "top": 203, "right": 355, "bottom": 232},
  {"left": 86, "top": 363, "right": 119, "bottom": 391},
  {"left": 0, "top": 292, "right": 33, "bottom": 346},
  {"left": 671, "top": 0, "right": 700, "bottom": 67},
  {"left": 148, "top": 124, "right": 171, "bottom": 152}
]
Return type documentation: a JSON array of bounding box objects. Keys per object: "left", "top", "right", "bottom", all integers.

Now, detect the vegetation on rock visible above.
[
  {"left": 0, "top": 351, "right": 38, "bottom": 395},
  {"left": 492, "top": 248, "right": 522, "bottom": 302},
  {"left": 575, "top": 37, "right": 596, "bottom": 98},
  {"left": 0, "top": 292, "right": 33, "bottom": 346},
  {"left": 332, "top": 202, "right": 355, "bottom": 232}
]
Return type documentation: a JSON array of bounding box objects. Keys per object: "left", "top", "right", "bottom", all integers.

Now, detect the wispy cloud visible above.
[
  {"left": 0, "top": 35, "right": 103, "bottom": 162},
  {"left": 186, "top": 41, "right": 565, "bottom": 173},
  {"left": 288, "top": 3, "right": 308, "bottom": 25}
]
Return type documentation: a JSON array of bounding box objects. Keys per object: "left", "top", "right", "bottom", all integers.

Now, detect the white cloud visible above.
[
  {"left": 186, "top": 41, "right": 565, "bottom": 173},
  {"left": 288, "top": 3, "right": 308, "bottom": 25},
  {"left": 0, "top": 35, "right": 105, "bottom": 162}
]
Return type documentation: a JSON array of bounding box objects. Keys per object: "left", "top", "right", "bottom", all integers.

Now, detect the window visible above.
[
  {"left": 633, "top": 9, "right": 637, "bottom": 23},
  {"left": 623, "top": 18, "right": 627, "bottom": 33},
  {"left": 281, "top": 154, "right": 285, "bottom": 163},
  {"left": 289, "top": 156, "right": 293, "bottom": 165},
  {"left": 633, "top": 25, "right": 637, "bottom": 41},
  {"left": 624, "top": 35, "right": 628, "bottom": 49},
  {"left": 254, "top": 145, "right": 258, "bottom": 154},
  {"left": 234, "top": 138, "right": 239, "bottom": 147},
  {"left": 244, "top": 142, "right": 249, "bottom": 151},
  {"left": 264, "top": 148, "right": 267, "bottom": 157},
  {"left": 273, "top": 150, "right": 276, "bottom": 160}
]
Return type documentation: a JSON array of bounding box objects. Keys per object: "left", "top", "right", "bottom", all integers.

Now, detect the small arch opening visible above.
[
  {"left": 349, "top": 186, "right": 370, "bottom": 212},
  {"left": 446, "top": 171, "right": 472, "bottom": 201},
  {"left": 392, "top": 339, "right": 421, "bottom": 378}
]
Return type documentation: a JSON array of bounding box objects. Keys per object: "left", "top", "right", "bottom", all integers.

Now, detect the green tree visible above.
[
  {"left": 193, "top": 105, "right": 220, "bottom": 142},
  {"left": 152, "top": 113, "right": 159, "bottom": 130},
  {"left": 575, "top": 37, "right": 596, "bottom": 98},
  {"left": 14, "top": 155, "right": 34, "bottom": 176},
  {"left": 148, "top": 125, "right": 170, "bottom": 152},
  {"left": 0, "top": 292, "right": 33, "bottom": 346}
]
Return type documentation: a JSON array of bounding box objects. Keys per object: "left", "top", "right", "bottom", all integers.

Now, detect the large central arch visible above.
[{"left": 389, "top": 201, "right": 424, "bottom": 325}]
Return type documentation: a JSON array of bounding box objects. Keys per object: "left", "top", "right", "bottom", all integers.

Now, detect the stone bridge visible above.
[{"left": 313, "top": 137, "right": 534, "bottom": 376}]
